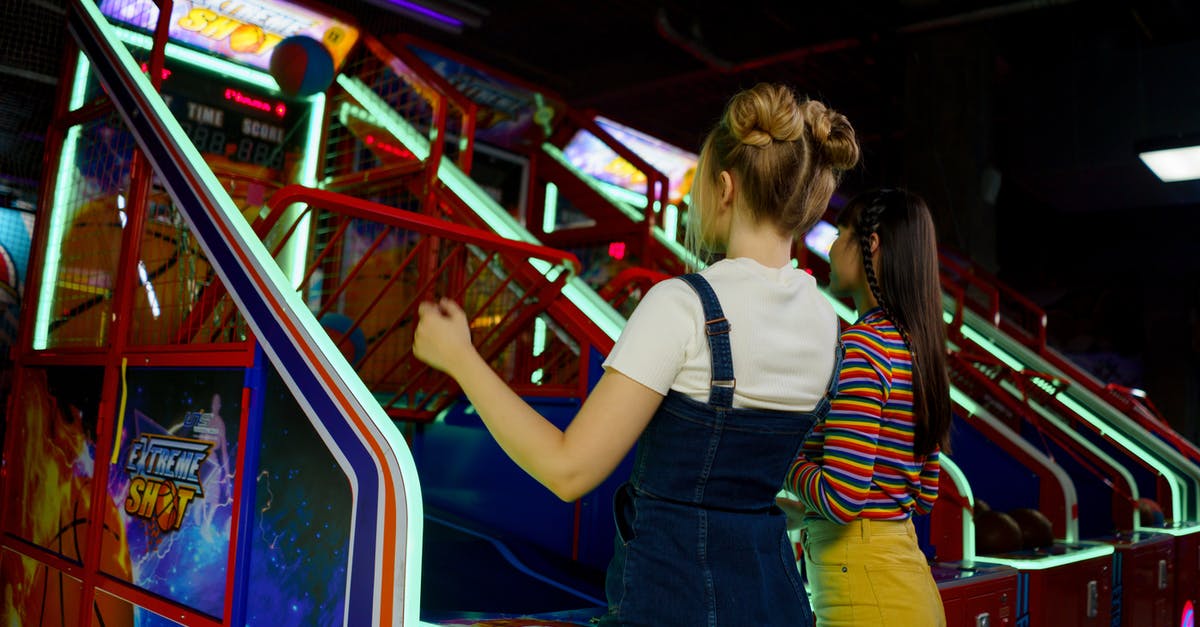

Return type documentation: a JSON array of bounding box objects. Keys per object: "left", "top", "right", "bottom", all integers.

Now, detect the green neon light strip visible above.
[
  {"left": 653, "top": 226, "right": 702, "bottom": 270},
  {"left": 1056, "top": 385, "right": 1194, "bottom": 517},
  {"left": 533, "top": 317, "right": 547, "bottom": 357},
  {"left": 35, "top": 125, "right": 83, "bottom": 350},
  {"left": 974, "top": 542, "right": 1114, "bottom": 571},
  {"left": 949, "top": 385, "right": 981, "bottom": 416},
  {"left": 76, "top": 5, "right": 426, "bottom": 622},
  {"left": 70, "top": 52, "right": 90, "bottom": 109},
  {"left": 284, "top": 93, "right": 326, "bottom": 290},
  {"left": 1000, "top": 378, "right": 1146, "bottom": 530},
  {"left": 825, "top": 292, "right": 857, "bottom": 325},
  {"left": 955, "top": 303, "right": 1195, "bottom": 519},
  {"left": 542, "top": 183, "right": 558, "bottom": 233},
  {"left": 1137, "top": 524, "right": 1200, "bottom": 537},
  {"left": 664, "top": 204, "right": 678, "bottom": 241},
  {"left": 541, "top": 144, "right": 642, "bottom": 221},
  {"left": 1058, "top": 388, "right": 1186, "bottom": 518},
  {"left": 34, "top": 52, "right": 91, "bottom": 350},
  {"left": 337, "top": 75, "right": 431, "bottom": 161},
  {"left": 113, "top": 27, "right": 281, "bottom": 92},
  {"left": 939, "top": 454, "right": 976, "bottom": 563},
  {"left": 340, "top": 74, "right": 625, "bottom": 339},
  {"left": 957, "top": 319, "right": 1025, "bottom": 372},
  {"left": 338, "top": 101, "right": 379, "bottom": 128}
]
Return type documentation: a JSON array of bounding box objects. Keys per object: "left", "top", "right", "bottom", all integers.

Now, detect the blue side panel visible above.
[
  {"left": 230, "top": 348, "right": 267, "bottom": 626},
  {"left": 950, "top": 414, "right": 1041, "bottom": 513},
  {"left": 415, "top": 346, "right": 631, "bottom": 572},
  {"left": 244, "top": 366, "right": 353, "bottom": 626},
  {"left": 1018, "top": 422, "right": 1116, "bottom": 538},
  {"left": 419, "top": 395, "right": 578, "bottom": 560},
  {"left": 911, "top": 513, "right": 934, "bottom": 559},
  {"left": 1073, "top": 423, "right": 1159, "bottom": 509},
  {"left": 1015, "top": 571, "right": 1031, "bottom": 627},
  {"left": 1111, "top": 551, "right": 1123, "bottom": 627},
  {"left": 577, "top": 346, "right": 629, "bottom": 570}
]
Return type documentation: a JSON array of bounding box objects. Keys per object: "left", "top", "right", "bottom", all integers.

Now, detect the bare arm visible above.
[{"left": 415, "top": 299, "right": 663, "bottom": 501}]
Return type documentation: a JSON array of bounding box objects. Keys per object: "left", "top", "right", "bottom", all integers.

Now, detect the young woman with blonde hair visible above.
[{"left": 415, "top": 82, "right": 859, "bottom": 626}]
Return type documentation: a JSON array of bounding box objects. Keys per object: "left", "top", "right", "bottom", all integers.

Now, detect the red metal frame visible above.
[
  {"left": 262, "top": 185, "right": 598, "bottom": 419},
  {"left": 267, "top": 186, "right": 580, "bottom": 271},
  {"left": 368, "top": 33, "right": 687, "bottom": 278},
  {"left": 597, "top": 267, "right": 671, "bottom": 312},
  {"left": 947, "top": 349, "right": 1141, "bottom": 528},
  {"left": 3, "top": 3, "right": 269, "bottom": 623},
  {"left": 362, "top": 35, "right": 478, "bottom": 175},
  {"left": 1107, "top": 384, "right": 1200, "bottom": 465},
  {"left": 938, "top": 247, "right": 1198, "bottom": 492},
  {"left": 940, "top": 251, "right": 1047, "bottom": 349}
]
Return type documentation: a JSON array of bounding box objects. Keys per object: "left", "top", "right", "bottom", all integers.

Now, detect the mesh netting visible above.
[
  {"left": 42, "top": 111, "right": 136, "bottom": 349},
  {"left": 0, "top": 0, "right": 67, "bottom": 188}
]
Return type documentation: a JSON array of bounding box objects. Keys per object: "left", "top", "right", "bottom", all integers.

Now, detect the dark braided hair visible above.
[
  {"left": 838, "top": 188, "right": 952, "bottom": 457},
  {"left": 855, "top": 196, "right": 914, "bottom": 355}
]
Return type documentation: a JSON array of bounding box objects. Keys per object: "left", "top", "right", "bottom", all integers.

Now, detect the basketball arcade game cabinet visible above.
[
  {"left": 941, "top": 250, "right": 1200, "bottom": 627},
  {"left": 1107, "top": 383, "right": 1200, "bottom": 619},
  {"left": 367, "top": 35, "right": 695, "bottom": 296},
  {"left": 946, "top": 370, "right": 1119, "bottom": 627},
  {"left": 927, "top": 403, "right": 1095, "bottom": 627},
  {"left": 949, "top": 341, "right": 1189, "bottom": 627},
  {"left": 0, "top": 1, "right": 425, "bottom": 626}
]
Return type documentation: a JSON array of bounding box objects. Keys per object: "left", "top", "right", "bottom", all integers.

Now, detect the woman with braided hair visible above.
[
  {"left": 415, "top": 82, "right": 859, "bottom": 626},
  {"left": 782, "top": 188, "right": 951, "bottom": 625}
]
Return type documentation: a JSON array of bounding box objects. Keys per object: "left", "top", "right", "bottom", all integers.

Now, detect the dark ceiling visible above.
[
  {"left": 384, "top": 1, "right": 1200, "bottom": 204},
  {"left": 6, "top": 1, "right": 1200, "bottom": 213}
]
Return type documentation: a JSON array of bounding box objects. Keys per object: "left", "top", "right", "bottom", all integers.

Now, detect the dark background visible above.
[{"left": 2, "top": 0, "right": 1198, "bottom": 436}]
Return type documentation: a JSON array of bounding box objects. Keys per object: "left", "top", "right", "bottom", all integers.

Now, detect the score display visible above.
[
  {"left": 158, "top": 63, "right": 308, "bottom": 173},
  {"left": 176, "top": 115, "right": 287, "bottom": 170}
]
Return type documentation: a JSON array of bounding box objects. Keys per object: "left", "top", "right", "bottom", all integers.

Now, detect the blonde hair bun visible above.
[
  {"left": 727, "top": 83, "right": 806, "bottom": 147},
  {"left": 802, "top": 99, "right": 860, "bottom": 171}
]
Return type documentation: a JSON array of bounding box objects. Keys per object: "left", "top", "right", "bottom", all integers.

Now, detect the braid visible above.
[{"left": 857, "top": 202, "right": 915, "bottom": 357}]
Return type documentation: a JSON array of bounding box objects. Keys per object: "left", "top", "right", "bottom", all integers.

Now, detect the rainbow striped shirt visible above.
[{"left": 787, "top": 308, "right": 940, "bottom": 523}]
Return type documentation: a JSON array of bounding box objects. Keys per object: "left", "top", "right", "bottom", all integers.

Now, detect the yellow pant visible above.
[{"left": 802, "top": 517, "right": 946, "bottom": 627}]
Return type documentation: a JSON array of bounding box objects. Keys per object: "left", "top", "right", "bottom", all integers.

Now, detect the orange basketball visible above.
[{"left": 155, "top": 480, "right": 179, "bottom": 532}]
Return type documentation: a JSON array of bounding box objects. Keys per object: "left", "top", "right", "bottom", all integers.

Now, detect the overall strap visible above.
[
  {"left": 825, "top": 316, "right": 846, "bottom": 399},
  {"left": 677, "top": 273, "right": 735, "bottom": 408}
]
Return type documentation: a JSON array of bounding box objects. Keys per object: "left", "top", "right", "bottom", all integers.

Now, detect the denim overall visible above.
[{"left": 601, "top": 273, "right": 839, "bottom": 627}]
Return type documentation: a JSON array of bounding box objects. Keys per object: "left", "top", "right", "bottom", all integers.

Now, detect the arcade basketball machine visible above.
[
  {"left": 938, "top": 241, "right": 1200, "bottom": 627},
  {"left": 0, "top": 0, "right": 644, "bottom": 623}
]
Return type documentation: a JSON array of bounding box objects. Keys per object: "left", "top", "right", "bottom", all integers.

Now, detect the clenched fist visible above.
[{"left": 413, "top": 298, "right": 476, "bottom": 375}]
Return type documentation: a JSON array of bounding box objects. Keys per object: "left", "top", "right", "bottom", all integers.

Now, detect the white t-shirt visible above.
[{"left": 603, "top": 257, "right": 839, "bottom": 411}]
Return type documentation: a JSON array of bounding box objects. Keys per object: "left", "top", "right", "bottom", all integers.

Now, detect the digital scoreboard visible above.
[{"left": 159, "top": 62, "right": 308, "bottom": 177}]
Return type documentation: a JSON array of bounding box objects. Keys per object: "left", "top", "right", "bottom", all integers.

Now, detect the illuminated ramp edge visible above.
[
  {"left": 68, "top": 2, "right": 422, "bottom": 626},
  {"left": 335, "top": 74, "right": 626, "bottom": 342}
]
